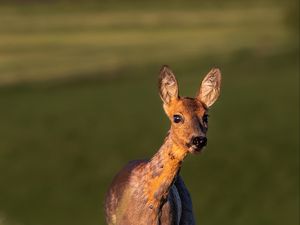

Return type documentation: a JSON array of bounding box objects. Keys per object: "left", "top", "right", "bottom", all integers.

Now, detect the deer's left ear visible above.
[
  {"left": 196, "top": 68, "right": 221, "bottom": 107},
  {"left": 158, "top": 65, "right": 179, "bottom": 105}
]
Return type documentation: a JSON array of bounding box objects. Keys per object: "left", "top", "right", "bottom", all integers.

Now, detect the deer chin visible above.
[
  {"left": 185, "top": 141, "right": 206, "bottom": 154},
  {"left": 188, "top": 145, "right": 206, "bottom": 154}
]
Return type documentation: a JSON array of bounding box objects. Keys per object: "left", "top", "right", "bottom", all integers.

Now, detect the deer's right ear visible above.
[{"left": 158, "top": 65, "right": 179, "bottom": 105}]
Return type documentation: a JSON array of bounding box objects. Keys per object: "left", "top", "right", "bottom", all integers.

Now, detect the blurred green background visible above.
[{"left": 0, "top": 0, "right": 298, "bottom": 224}]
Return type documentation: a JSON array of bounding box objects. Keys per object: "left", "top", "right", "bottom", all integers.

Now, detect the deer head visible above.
[{"left": 158, "top": 65, "right": 221, "bottom": 153}]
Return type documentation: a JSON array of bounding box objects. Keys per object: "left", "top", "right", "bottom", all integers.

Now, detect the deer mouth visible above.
[
  {"left": 190, "top": 145, "right": 206, "bottom": 154},
  {"left": 186, "top": 143, "right": 206, "bottom": 154}
]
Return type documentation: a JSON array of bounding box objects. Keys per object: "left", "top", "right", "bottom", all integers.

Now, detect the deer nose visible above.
[{"left": 192, "top": 136, "right": 207, "bottom": 148}]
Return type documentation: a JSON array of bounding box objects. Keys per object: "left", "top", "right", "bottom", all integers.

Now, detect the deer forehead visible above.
[{"left": 165, "top": 97, "right": 207, "bottom": 117}]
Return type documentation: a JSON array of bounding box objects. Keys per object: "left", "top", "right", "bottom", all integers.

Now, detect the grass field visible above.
[
  {"left": 0, "top": 1, "right": 299, "bottom": 225},
  {"left": 0, "top": 1, "right": 293, "bottom": 85}
]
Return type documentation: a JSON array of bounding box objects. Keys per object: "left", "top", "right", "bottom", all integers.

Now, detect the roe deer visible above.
[{"left": 105, "top": 65, "right": 221, "bottom": 225}]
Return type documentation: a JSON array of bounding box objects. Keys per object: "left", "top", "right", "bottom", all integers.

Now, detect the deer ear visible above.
[
  {"left": 196, "top": 68, "right": 221, "bottom": 107},
  {"left": 158, "top": 65, "right": 179, "bottom": 105}
]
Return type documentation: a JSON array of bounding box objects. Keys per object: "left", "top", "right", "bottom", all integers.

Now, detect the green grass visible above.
[
  {"left": 0, "top": 2, "right": 291, "bottom": 85},
  {"left": 0, "top": 1, "right": 298, "bottom": 225}
]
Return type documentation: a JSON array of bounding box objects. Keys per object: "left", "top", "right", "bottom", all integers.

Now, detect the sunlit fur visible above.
[
  {"left": 105, "top": 66, "right": 221, "bottom": 225},
  {"left": 164, "top": 97, "right": 208, "bottom": 154}
]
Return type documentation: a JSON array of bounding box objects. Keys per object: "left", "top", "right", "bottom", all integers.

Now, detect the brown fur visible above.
[{"left": 105, "top": 66, "right": 221, "bottom": 225}]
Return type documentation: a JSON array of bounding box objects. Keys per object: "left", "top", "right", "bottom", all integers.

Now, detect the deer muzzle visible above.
[{"left": 192, "top": 136, "right": 207, "bottom": 149}]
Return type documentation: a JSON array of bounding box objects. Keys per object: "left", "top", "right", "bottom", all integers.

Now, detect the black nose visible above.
[{"left": 192, "top": 136, "right": 207, "bottom": 148}]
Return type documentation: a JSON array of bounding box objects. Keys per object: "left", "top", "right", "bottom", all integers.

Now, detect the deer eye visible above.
[
  {"left": 203, "top": 114, "right": 209, "bottom": 123},
  {"left": 173, "top": 114, "right": 183, "bottom": 123}
]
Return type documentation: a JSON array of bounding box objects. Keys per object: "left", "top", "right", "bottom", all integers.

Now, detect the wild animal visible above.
[{"left": 105, "top": 65, "right": 222, "bottom": 225}]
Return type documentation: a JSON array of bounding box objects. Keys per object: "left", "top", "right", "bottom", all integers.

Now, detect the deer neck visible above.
[{"left": 144, "top": 130, "right": 188, "bottom": 208}]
